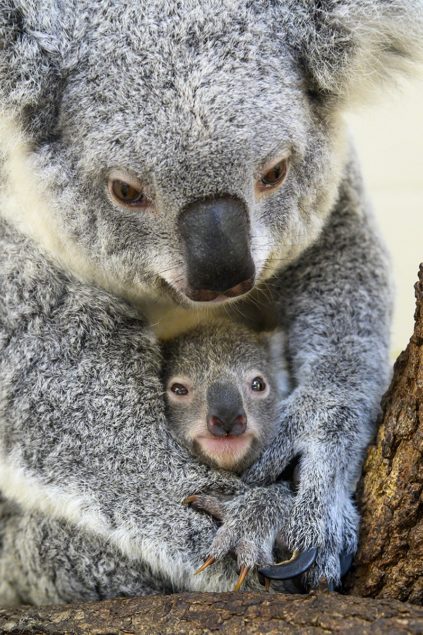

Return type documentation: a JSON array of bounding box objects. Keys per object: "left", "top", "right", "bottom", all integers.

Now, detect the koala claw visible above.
[
  {"left": 194, "top": 556, "right": 216, "bottom": 575},
  {"left": 258, "top": 547, "right": 318, "bottom": 581},
  {"left": 233, "top": 565, "right": 250, "bottom": 592},
  {"left": 182, "top": 494, "right": 225, "bottom": 521},
  {"left": 182, "top": 495, "right": 197, "bottom": 506},
  {"left": 257, "top": 571, "right": 272, "bottom": 591},
  {"left": 185, "top": 486, "right": 294, "bottom": 590}
]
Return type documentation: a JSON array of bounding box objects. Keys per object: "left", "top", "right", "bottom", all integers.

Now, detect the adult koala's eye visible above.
[
  {"left": 257, "top": 158, "right": 289, "bottom": 193},
  {"left": 170, "top": 383, "right": 189, "bottom": 396},
  {"left": 251, "top": 376, "right": 266, "bottom": 392},
  {"left": 107, "top": 172, "right": 150, "bottom": 209}
]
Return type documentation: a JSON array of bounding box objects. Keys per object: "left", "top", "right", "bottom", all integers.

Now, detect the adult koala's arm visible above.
[
  {"left": 240, "top": 0, "right": 423, "bottom": 588},
  {"left": 246, "top": 157, "right": 393, "bottom": 587},
  {"left": 0, "top": 220, "right": 254, "bottom": 593}
]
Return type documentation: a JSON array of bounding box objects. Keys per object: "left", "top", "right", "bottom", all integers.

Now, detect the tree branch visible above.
[{"left": 1, "top": 591, "right": 423, "bottom": 635}]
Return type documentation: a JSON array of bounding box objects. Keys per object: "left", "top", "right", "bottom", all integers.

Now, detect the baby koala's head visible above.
[{"left": 162, "top": 320, "right": 289, "bottom": 474}]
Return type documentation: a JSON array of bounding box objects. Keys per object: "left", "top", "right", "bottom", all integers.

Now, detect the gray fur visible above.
[
  {"left": 0, "top": 497, "right": 171, "bottom": 606},
  {"left": 0, "top": 0, "right": 421, "bottom": 603}
]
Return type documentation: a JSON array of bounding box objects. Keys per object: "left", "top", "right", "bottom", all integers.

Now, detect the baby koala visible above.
[{"left": 161, "top": 320, "right": 290, "bottom": 474}]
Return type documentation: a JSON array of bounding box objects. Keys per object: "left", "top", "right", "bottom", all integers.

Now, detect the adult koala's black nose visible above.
[{"left": 178, "top": 196, "right": 255, "bottom": 302}]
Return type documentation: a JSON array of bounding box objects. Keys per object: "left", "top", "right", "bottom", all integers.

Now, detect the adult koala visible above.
[{"left": 0, "top": 0, "right": 422, "bottom": 603}]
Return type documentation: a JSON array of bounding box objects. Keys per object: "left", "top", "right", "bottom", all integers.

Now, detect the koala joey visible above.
[
  {"left": 161, "top": 320, "right": 302, "bottom": 592},
  {"left": 162, "top": 321, "right": 290, "bottom": 474}
]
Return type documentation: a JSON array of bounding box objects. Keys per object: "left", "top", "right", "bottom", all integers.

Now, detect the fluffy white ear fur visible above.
[
  {"left": 284, "top": 0, "right": 423, "bottom": 105},
  {"left": 0, "top": 1, "right": 75, "bottom": 137}
]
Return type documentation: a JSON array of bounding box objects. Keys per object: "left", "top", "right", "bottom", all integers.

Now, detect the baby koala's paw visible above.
[{"left": 183, "top": 484, "right": 293, "bottom": 591}]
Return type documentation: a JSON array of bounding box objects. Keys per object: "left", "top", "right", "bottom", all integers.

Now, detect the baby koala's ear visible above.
[
  {"left": 0, "top": 1, "right": 76, "bottom": 139},
  {"left": 280, "top": 0, "right": 423, "bottom": 106}
]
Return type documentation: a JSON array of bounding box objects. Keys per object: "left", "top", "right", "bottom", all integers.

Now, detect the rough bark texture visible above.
[
  {"left": 1, "top": 591, "right": 423, "bottom": 635},
  {"left": 347, "top": 264, "right": 423, "bottom": 603}
]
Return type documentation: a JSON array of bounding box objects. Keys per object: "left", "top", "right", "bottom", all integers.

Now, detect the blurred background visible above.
[{"left": 347, "top": 79, "right": 423, "bottom": 358}]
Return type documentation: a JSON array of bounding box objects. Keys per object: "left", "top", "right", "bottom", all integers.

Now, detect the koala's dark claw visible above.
[
  {"left": 233, "top": 565, "right": 249, "bottom": 591},
  {"left": 257, "top": 571, "right": 271, "bottom": 591},
  {"left": 258, "top": 547, "right": 318, "bottom": 581}
]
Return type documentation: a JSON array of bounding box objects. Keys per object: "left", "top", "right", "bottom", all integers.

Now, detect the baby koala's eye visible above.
[
  {"left": 251, "top": 376, "right": 266, "bottom": 392},
  {"left": 170, "top": 383, "right": 189, "bottom": 396}
]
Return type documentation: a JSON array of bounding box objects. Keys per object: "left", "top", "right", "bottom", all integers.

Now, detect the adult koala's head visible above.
[{"left": 1, "top": 1, "right": 422, "bottom": 306}]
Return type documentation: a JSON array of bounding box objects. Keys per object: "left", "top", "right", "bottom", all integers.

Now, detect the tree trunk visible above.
[
  {"left": 346, "top": 263, "right": 423, "bottom": 603},
  {"left": 1, "top": 266, "right": 421, "bottom": 632},
  {"left": 1, "top": 591, "right": 423, "bottom": 635}
]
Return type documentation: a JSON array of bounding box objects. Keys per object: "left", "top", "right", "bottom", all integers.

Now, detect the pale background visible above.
[{"left": 347, "top": 79, "right": 423, "bottom": 358}]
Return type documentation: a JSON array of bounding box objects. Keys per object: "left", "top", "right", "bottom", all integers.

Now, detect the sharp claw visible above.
[
  {"left": 258, "top": 547, "right": 318, "bottom": 581},
  {"left": 233, "top": 565, "right": 249, "bottom": 591},
  {"left": 194, "top": 556, "right": 216, "bottom": 575},
  {"left": 281, "top": 549, "right": 301, "bottom": 564},
  {"left": 257, "top": 571, "right": 266, "bottom": 586},
  {"left": 182, "top": 495, "right": 198, "bottom": 506},
  {"left": 258, "top": 572, "right": 271, "bottom": 591}
]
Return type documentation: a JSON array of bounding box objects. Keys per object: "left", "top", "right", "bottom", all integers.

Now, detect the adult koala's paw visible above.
[
  {"left": 281, "top": 496, "right": 358, "bottom": 591},
  {"left": 244, "top": 389, "right": 363, "bottom": 591},
  {"left": 184, "top": 484, "right": 293, "bottom": 591}
]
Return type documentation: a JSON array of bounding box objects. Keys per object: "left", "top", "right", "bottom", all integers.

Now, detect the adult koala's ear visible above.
[
  {"left": 283, "top": 0, "right": 423, "bottom": 105},
  {"left": 0, "top": 1, "right": 75, "bottom": 140}
]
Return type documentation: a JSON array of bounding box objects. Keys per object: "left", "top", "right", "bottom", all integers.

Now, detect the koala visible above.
[
  {"left": 0, "top": 0, "right": 422, "bottom": 604},
  {"left": 162, "top": 321, "right": 290, "bottom": 474}
]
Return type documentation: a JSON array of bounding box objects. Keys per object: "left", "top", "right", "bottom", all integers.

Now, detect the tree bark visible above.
[
  {"left": 347, "top": 264, "right": 423, "bottom": 603},
  {"left": 1, "top": 591, "right": 423, "bottom": 635}
]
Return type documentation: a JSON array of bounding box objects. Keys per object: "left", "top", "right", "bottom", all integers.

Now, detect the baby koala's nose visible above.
[{"left": 207, "top": 412, "right": 247, "bottom": 437}]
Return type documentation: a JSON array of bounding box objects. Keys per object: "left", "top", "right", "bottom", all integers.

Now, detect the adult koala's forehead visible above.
[{"left": 60, "top": 0, "right": 307, "bottom": 173}]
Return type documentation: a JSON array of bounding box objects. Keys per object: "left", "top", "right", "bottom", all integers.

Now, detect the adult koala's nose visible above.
[{"left": 178, "top": 196, "right": 255, "bottom": 302}]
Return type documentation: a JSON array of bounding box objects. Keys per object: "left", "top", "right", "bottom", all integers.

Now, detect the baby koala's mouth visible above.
[{"left": 194, "top": 433, "right": 254, "bottom": 471}]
